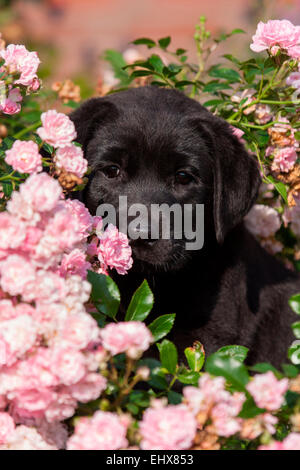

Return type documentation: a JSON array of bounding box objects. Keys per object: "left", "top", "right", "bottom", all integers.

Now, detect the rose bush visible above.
[{"left": 1, "top": 19, "right": 300, "bottom": 450}]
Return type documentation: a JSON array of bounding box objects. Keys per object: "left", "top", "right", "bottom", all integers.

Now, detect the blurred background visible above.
[{"left": 1, "top": 0, "right": 300, "bottom": 99}]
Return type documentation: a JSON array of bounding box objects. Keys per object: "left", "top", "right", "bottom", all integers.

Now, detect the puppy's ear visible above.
[
  {"left": 69, "top": 97, "right": 118, "bottom": 150},
  {"left": 199, "top": 115, "right": 261, "bottom": 244}
]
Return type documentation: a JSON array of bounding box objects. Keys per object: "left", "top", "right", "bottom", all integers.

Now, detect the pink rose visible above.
[
  {"left": 69, "top": 373, "right": 107, "bottom": 402},
  {"left": 250, "top": 20, "right": 300, "bottom": 57},
  {"left": 98, "top": 224, "right": 133, "bottom": 275},
  {"left": 67, "top": 411, "right": 128, "bottom": 450},
  {"left": 0, "top": 44, "right": 40, "bottom": 87},
  {"left": 59, "top": 312, "right": 98, "bottom": 350},
  {"left": 0, "top": 255, "right": 36, "bottom": 297},
  {"left": 0, "top": 87, "right": 22, "bottom": 115},
  {"left": 61, "top": 199, "right": 93, "bottom": 238},
  {"left": 5, "top": 140, "right": 42, "bottom": 174},
  {"left": 60, "top": 249, "right": 91, "bottom": 279},
  {"left": 0, "top": 412, "right": 15, "bottom": 444},
  {"left": 20, "top": 173, "right": 62, "bottom": 212},
  {"left": 246, "top": 371, "right": 289, "bottom": 411},
  {"left": 55, "top": 144, "right": 88, "bottom": 178},
  {"left": 37, "top": 110, "right": 77, "bottom": 148},
  {"left": 51, "top": 347, "right": 86, "bottom": 386},
  {"left": 245, "top": 205, "right": 281, "bottom": 238},
  {"left": 267, "top": 146, "right": 298, "bottom": 173},
  {"left": 140, "top": 405, "right": 197, "bottom": 450},
  {"left": 100, "top": 321, "right": 153, "bottom": 358},
  {"left": 0, "top": 212, "right": 25, "bottom": 250}
]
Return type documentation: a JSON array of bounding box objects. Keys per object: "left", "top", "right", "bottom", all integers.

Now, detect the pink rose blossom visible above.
[
  {"left": 60, "top": 249, "right": 91, "bottom": 279},
  {"left": 254, "top": 104, "right": 272, "bottom": 125},
  {"left": 37, "top": 110, "right": 77, "bottom": 148},
  {"left": 62, "top": 199, "right": 93, "bottom": 238},
  {"left": 0, "top": 87, "right": 22, "bottom": 115},
  {"left": 287, "top": 72, "right": 300, "bottom": 89},
  {"left": 0, "top": 425, "right": 57, "bottom": 450},
  {"left": 245, "top": 205, "right": 281, "bottom": 238},
  {"left": 59, "top": 312, "right": 98, "bottom": 350},
  {"left": 67, "top": 411, "right": 129, "bottom": 450},
  {"left": 100, "top": 321, "right": 153, "bottom": 358},
  {"left": 98, "top": 223, "right": 133, "bottom": 275},
  {"left": 0, "top": 412, "right": 15, "bottom": 444},
  {"left": 140, "top": 405, "right": 197, "bottom": 450},
  {"left": 250, "top": 20, "right": 300, "bottom": 57},
  {"left": 246, "top": 371, "right": 289, "bottom": 411},
  {"left": 0, "top": 212, "right": 25, "bottom": 250},
  {"left": 5, "top": 140, "right": 42, "bottom": 174},
  {"left": 0, "top": 44, "right": 40, "bottom": 87},
  {"left": 211, "top": 392, "right": 245, "bottom": 437},
  {"left": 0, "top": 255, "right": 36, "bottom": 297},
  {"left": 69, "top": 373, "right": 107, "bottom": 402},
  {"left": 55, "top": 144, "right": 88, "bottom": 178},
  {"left": 20, "top": 172, "right": 62, "bottom": 212},
  {"left": 51, "top": 348, "right": 86, "bottom": 386},
  {"left": 231, "top": 126, "right": 245, "bottom": 142},
  {"left": 267, "top": 146, "right": 298, "bottom": 173}
]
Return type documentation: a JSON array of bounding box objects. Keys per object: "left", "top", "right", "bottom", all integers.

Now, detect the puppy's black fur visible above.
[{"left": 70, "top": 86, "right": 300, "bottom": 367}]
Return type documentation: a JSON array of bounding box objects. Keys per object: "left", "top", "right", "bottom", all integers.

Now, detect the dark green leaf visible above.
[
  {"left": 239, "top": 397, "right": 265, "bottom": 419},
  {"left": 184, "top": 341, "right": 205, "bottom": 371},
  {"left": 157, "top": 339, "right": 178, "bottom": 374},
  {"left": 132, "top": 37, "right": 156, "bottom": 48},
  {"left": 177, "top": 370, "right": 200, "bottom": 385},
  {"left": 281, "top": 364, "right": 299, "bottom": 378},
  {"left": 209, "top": 66, "right": 240, "bottom": 82},
  {"left": 203, "top": 81, "right": 232, "bottom": 93},
  {"left": 289, "top": 294, "right": 300, "bottom": 315},
  {"left": 288, "top": 341, "right": 300, "bottom": 365},
  {"left": 267, "top": 176, "right": 288, "bottom": 203},
  {"left": 205, "top": 353, "right": 249, "bottom": 390},
  {"left": 125, "top": 279, "right": 154, "bottom": 321},
  {"left": 168, "top": 390, "right": 182, "bottom": 404},
  {"left": 87, "top": 271, "right": 120, "bottom": 319},
  {"left": 158, "top": 36, "right": 171, "bottom": 49},
  {"left": 249, "top": 363, "right": 280, "bottom": 375},
  {"left": 103, "top": 49, "right": 131, "bottom": 86},
  {"left": 148, "top": 314, "right": 175, "bottom": 342},
  {"left": 217, "top": 345, "right": 249, "bottom": 363},
  {"left": 292, "top": 321, "right": 300, "bottom": 339},
  {"left": 148, "top": 54, "right": 164, "bottom": 74}
]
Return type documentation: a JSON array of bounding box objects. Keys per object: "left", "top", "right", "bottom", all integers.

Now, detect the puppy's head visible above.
[{"left": 71, "top": 87, "right": 261, "bottom": 270}]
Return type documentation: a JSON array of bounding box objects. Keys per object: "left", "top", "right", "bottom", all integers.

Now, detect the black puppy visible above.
[{"left": 71, "top": 86, "right": 299, "bottom": 367}]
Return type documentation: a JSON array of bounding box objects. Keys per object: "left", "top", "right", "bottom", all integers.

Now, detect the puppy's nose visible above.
[{"left": 128, "top": 225, "right": 157, "bottom": 246}]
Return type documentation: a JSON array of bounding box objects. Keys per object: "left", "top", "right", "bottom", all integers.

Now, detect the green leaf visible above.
[
  {"left": 103, "top": 49, "right": 131, "bottom": 86},
  {"left": 203, "top": 99, "right": 224, "bottom": 107},
  {"left": 289, "top": 294, "right": 300, "bottom": 315},
  {"left": 229, "top": 28, "right": 246, "bottom": 35},
  {"left": 132, "top": 37, "right": 156, "bottom": 48},
  {"left": 267, "top": 175, "right": 288, "bottom": 203},
  {"left": 87, "top": 271, "right": 120, "bottom": 319},
  {"left": 148, "top": 54, "right": 165, "bottom": 74},
  {"left": 292, "top": 321, "right": 300, "bottom": 339},
  {"left": 175, "top": 80, "right": 196, "bottom": 88},
  {"left": 149, "top": 366, "right": 168, "bottom": 390},
  {"left": 148, "top": 314, "right": 175, "bottom": 342},
  {"left": 203, "top": 81, "right": 232, "bottom": 93},
  {"left": 125, "top": 279, "right": 154, "bottom": 322},
  {"left": 281, "top": 364, "right": 299, "bottom": 378},
  {"left": 158, "top": 36, "right": 171, "bottom": 49},
  {"left": 288, "top": 341, "right": 300, "bottom": 365},
  {"left": 184, "top": 341, "right": 205, "bottom": 372},
  {"left": 205, "top": 353, "right": 249, "bottom": 390},
  {"left": 168, "top": 390, "right": 182, "bottom": 404},
  {"left": 157, "top": 339, "right": 178, "bottom": 374},
  {"left": 130, "top": 69, "right": 153, "bottom": 78},
  {"left": 217, "top": 345, "right": 249, "bottom": 363},
  {"left": 209, "top": 66, "right": 240, "bottom": 82},
  {"left": 177, "top": 370, "right": 200, "bottom": 385},
  {"left": 176, "top": 48, "right": 186, "bottom": 56},
  {"left": 223, "top": 54, "right": 241, "bottom": 65},
  {"left": 239, "top": 397, "right": 265, "bottom": 419},
  {"left": 249, "top": 363, "right": 280, "bottom": 375}
]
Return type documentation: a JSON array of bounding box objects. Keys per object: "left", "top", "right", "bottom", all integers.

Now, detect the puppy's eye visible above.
[
  {"left": 102, "top": 165, "right": 120, "bottom": 178},
  {"left": 175, "top": 170, "right": 193, "bottom": 185}
]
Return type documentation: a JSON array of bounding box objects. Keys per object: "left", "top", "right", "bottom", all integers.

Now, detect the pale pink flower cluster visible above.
[
  {"left": 36, "top": 110, "right": 88, "bottom": 178},
  {"left": 100, "top": 321, "right": 153, "bottom": 359},
  {"left": 246, "top": 371, "right": 289, "bottom": 411},
  {"left": 250, "top": 19, "right": 300, "bottom": 59},
  {"left": 0, "top": 173, "right": 133, "bottom": 444},
  {"left": 231, "top": 90, "right": 273, "bottom": 124},
  {"left": 139, "top": 404, "right": 197, "bottom": 450},
  {"left": 67, "top": 411, "right": 129, "bottom": 450},
  {"left": 184, "top": 374, "right": 246, "bottom": 437},
  {"left": 245, "top": 204, "right": 281, "bottom": 238},
  {"left": 266, "top": 118, "right": 299, "bottom": 173},
  {"left": 97, "top": 223, "right": 133, "bottom": 275},
  {"left": 0, "top": 44, "right": 40, "bottom": 115},
  {"left": 5, "top": 140, "right": 42, "bottom": 174}
]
